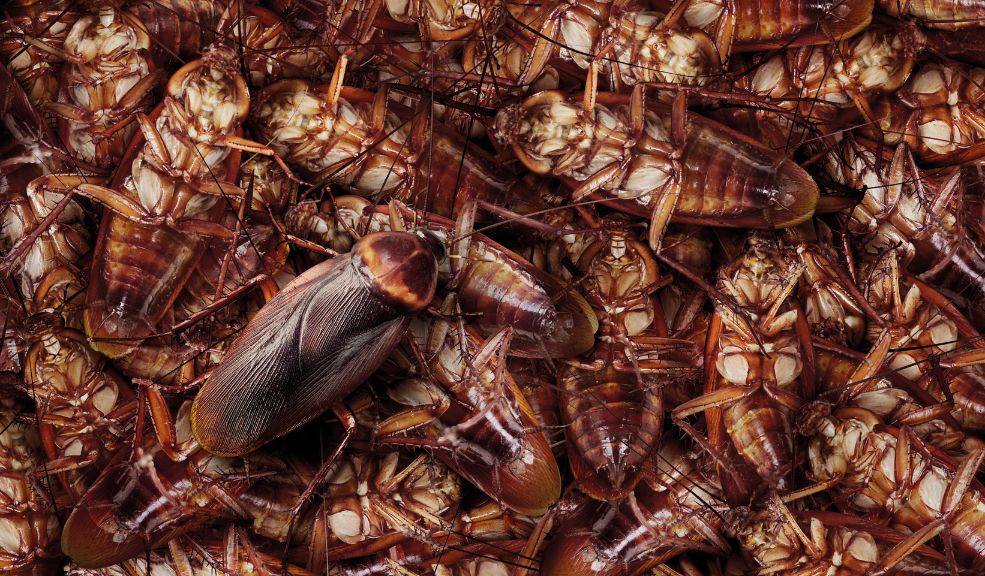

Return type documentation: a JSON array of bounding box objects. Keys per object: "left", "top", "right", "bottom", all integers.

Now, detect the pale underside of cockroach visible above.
[{"left": 6, "top": 1, "right": 985, "bottom": 575}]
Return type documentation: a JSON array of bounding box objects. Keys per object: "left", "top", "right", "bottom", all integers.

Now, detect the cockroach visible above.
[
  {"left": 382, "top": 0, "right": 507, "bottom": 41},
  {"left": 731, "top": 497, "right": 947, "bottom": 576},
  {"left": 59, "top": 411, "right": 287, "bottom": 569},
  {"left": 825, "top": 136, "right": 985, "bottom": 319},
  {"left": 783, "top": 225, "right": 869, "bottom": 348},
  {"left": 556, "top": 215, "right": 697, "bottom": 500},
  {"left": 21, "top": 313, "right": 136, "bottom": 500},
  {"left": 285, "top": 197, "right": 598, "bottom": 358},
  {"left": 0, "top": 1, "right": 76, "bottom": 113},
  {"left": 1, "top": 174, "right": 91, "bottom": 320},
  {"left": 122, "top": 0, "right": 227, "bottom": 65},
  {"left": 537, "top": 438, "right": 729, "bottom": 576},
  {"left": 115, "top": 155, "right": 296, "bottom": 386},
  {"left": 850, "top": 250, "right": 985, "bottom": 435},
  {"left": 0, "top": 61, "right": 92, "bottom": 313},
  {"left": 57, "top": 46, "right": 291, "bottom": 358},
  {"left": 65, "top": 524, "right": 313, "bottom": 576},
  {"left": 190, "top": 207, "right": 443, "bottom": 457},
  {"left": 373, "top": 34, "right": 526, "bottom": 142},
  {"left": 251, "top": 73, "right": 520, "bottom": 219},
  {"left": 869, "top": 59, "right": 985, "bottom": 165},
  {"left": 718, "top": 17, "right": 921, "bottom": 150},
  {"left": 673, "top": 235, "right": 815, "bottom": 503},
  {"left": 172, "top": 219, "right": 288, "bottom": 351},
  {"left": 0, "top": 374, "right": 62, "bottom": 574},
  {"left": 485, "top": 0, "right": 721, "bottom": 94},
  {"left": 374, "top": 298, "right": 562, "bottom": 516},
  {"left": 211, "top": 2, "right": 333, "bottom": 86},
  {"left": 47, "top": 3, "right": 161, "bottom": 172},
  {"left": 239, "top": 450, "right": 461, "bottom": 566},
  {"left": 812, "top": 337, "right": 983, "bottom": 458},
  {"left": 801, "top": 403, "right": 985, "bottom": 573},
  {"left": 880, "top": 0, "right": 985, "bottom": 29},
  {"left": 493, "top": 86, "right": 819, "bottom": 251},
  {"left": 509, "top": 358, "right": 566, "bottom": 458},
  {"left": 658, "top": 0, "right": 874, "bottom": 61}
]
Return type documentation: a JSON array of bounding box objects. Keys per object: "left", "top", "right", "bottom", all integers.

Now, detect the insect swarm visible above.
[{"left": 6, "top": 1, "right": 985, "bottom": 575}]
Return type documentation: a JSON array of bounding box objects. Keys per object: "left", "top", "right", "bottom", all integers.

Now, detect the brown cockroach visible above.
[
  {"left": 672, "top": 235, "right": 815, "bottom": 503},
  {"left": 374, "top": 297, "right": 562, "bottom": 516},
  {"left": 731, "top": 497, "right": 948, "bottom": 576},
  {"left": 880, "top": 0, "right": 985, "bottom": 29},
  {"left": 382, "top": 0, "right": 507, "bottom": 41},
  {"left": 0, "top": 2, "right": 76, "bottom": 113},
  {"left": 1, "top": 175, "right": 91, "bottom": 321},
  {"left": 732, "top": 501, "right": 877, "bottom": 576},
  {"left": 284, "top": 197, "right": 598, "bottom": 358},
  {"left": 823, "top": 136, "right": 985, "bottom": 323},
  {"left": 509, "top": 358, "right": 566, "bottom": 459},
  {"left": 112, "top": 221, "right": 286, "bottom": 386},
  {"left": 373, "top": 35, "right": 531, "bottom": 142},
  {"left": 113, "top": 153, "right": 298, "bottom": 386},
  {"left": 537, "top": 437, "right": 729, "bottom": 576},
  {"left": 825, "top": 137, "right": 985, "bottom": 431},
  {"left": 0, "top": 60, "right": 92, "bottom": 315},
  {"left": 59, "top": 411, "right": 287, "bottom": 569},
  {"left": 190, "top": 209, "right": 443, "bottom": 457},
  {"left": 869, "top": 59, "right": 985, "bottom": 165},
  {"left": 801, "top": 403, "right": 985, "bottom": 573},
  {"left": 849, "top": 249, "right": 985, "bottom": 436},
  {"left": 0, "top": 374, "right": 62, "bottom": 574},
  {"left": 812, "top": 337, "right": 984, "bottom": 458},
  {"left": 481, "top": 0, "right": 721, "bottom": 95},
  {"left": 21, "top": 313, "right": 137, "bottom": 500},
  {"left": 174, "top": 219, "right": 288, "bottom": 354},
  {"left": 493, "top": 86, "right": 819, "bottom": 252},
  {"left": 44, "top": 46, "right": 292, "bottom": 358},
  {"left": 555, "top": 215, "right": 698, "bottom": 501},
  {"left": 211, "top": 2, "right": 333, "bottom": 86},
  {"left": 250, "top": 72, "right": 520, "bottom": 219},
  {"left": 47, "top": 3, "right": 161, "bottom": 173},
  {"left": 239, "top": 449, "right": 461, "bottom": 566},
  {"left": 718, "top": 17, "right": 921, "bottom": 150},
  {"left": 781, "top": 224, "right": 869, "bottom": 348},
  {"left": 657, "top": 0, "right": 874, "bottom": 61},
  {"left": 65, "top": 524, "right": 313, "bottom": 576}
]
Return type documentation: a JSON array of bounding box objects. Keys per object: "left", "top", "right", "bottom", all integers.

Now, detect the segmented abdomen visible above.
[
  {"left": 560, "top": 365, "right": 662, "bottom": 500},
  {"left": 674, "top": 119, "right": 819, "bottom": 228},
  {"left": 722, "top": 391, "right": 794, "bottom": 490},
  {"left": 85, "top": 216, "right": 202, "bottom": 357}
]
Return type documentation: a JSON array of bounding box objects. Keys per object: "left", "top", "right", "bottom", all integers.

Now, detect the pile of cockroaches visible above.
[{"left": 4, "top": 0, "right": 985, "bottom": 574}]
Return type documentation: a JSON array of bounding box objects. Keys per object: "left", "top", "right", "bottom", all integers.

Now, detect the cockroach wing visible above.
[{"left": 191, "top": 255, "right": 410, "bottom": 456}]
